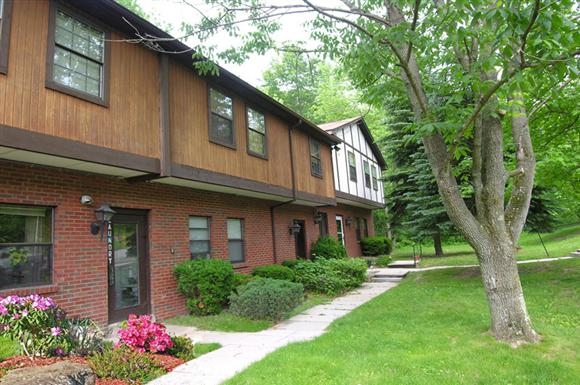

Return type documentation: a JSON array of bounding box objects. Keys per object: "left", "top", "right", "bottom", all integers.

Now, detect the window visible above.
[
  {"left": 188, "top": 216, "right": 210, "bottom": 258},
  {"left": 348, "top": 151, "right": 357, "bottom": 182},
  {"left": 363, "top": 160, "right": 371, "bottom": 188},
  {"left": 48, "top": 7, "right": 107, "bottom": 103},
  {"left": 355, "top": 217, "right": 368, "bottom": 241},
  {"left": 209, "top": 88, "right": 235, "bottom": 147},
  {"left": 227, "top": 219, "right": 244, "bottom": 263},
  {"left": 310, "top": 139, "right": 322, "bottom": 177},
  {"left": 0, "top": 0, "right": 13, "bottom": 75},
  {"left": 0, "top": 205, "right": 53, "bottom": 290},
  {"left": 371, "top": 165, "right": 379, "bottom": 191},
  {"left": 336, "top": 216, "right": 345, "bottom": 246},
  {"left": 247, "top": 107, "right": 267, "bottom": 157}
]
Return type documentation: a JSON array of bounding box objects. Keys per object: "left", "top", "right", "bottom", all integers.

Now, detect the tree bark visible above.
[
  {"left": 474, "top": 231, "right": 540, "bottom": 345},
  {"left": 433, "top": 231, "right": 443, "bottom": 257}
]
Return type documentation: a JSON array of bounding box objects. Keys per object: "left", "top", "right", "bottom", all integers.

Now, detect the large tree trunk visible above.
[{"left": 474, "top": 231, "right": 540, "bottom": 345}]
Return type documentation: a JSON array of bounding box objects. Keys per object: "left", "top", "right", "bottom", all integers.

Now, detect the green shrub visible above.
[
  {"left": 174, "top": 259, "right": 235, "bottom": 316},
  {"left": 294, "top": 258, "right": 367, "bottom": 295},
  {"left": 167, "top": 335, "right": 196, "bottom": 361},
  {"left": 252, "top": 264, "right": 295, "bottom": 281},
  {"left": 233, "top": 272, "right": 254, "bottom": 287},
  {"left": 293, "top": 260, "right": 346, "bottom": 295},
  {"left": 229, "top": 278, "right": 304, "bottom": 321},
  {"left": 281, "top": 259, "right": 299, "bottom": 269},
  {"left": 88, "top": 346, "right": 165, "bottom": 383},
  {"left": 310, "top": 236, "right": 347, "bottom": 259},
  {"left": 326, "top": 258, "right": 368, "bottom": 289},
  {"left": 374, "top": 255, "right": 392, "bottom": 267},
  {"left": 360, "top": 236, "right": 393, "bottom": 256}
]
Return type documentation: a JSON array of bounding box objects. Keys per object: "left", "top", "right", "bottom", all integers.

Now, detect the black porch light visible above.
[
  {"left": 90, "top": 203, "right": 116, "bottom": 235},
  {"left": 289, "top": 223, "right": 301, "bottom": 235}
]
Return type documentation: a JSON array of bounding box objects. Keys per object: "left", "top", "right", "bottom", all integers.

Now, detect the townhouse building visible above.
[{"left": 0, "top": 0, "right": 382, "bottom": 324}]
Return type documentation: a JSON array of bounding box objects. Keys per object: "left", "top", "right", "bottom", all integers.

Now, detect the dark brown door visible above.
[
  {"left": 294, "top": 219, "right": 307, "bottom": 259},
  {"left": 108, "top": 210, "right": 149, "bottom": 323}
]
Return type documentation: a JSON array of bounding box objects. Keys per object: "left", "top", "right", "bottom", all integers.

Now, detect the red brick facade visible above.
[{"left": 0, "top": 160, "right": 374, "bottom": 325}]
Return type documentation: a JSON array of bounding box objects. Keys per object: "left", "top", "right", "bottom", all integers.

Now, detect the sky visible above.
[{"left": 136, "top": 0, "right": 289, "bottom": 87}]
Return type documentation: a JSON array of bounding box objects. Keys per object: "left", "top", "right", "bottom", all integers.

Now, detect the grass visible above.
[
  {"left": 166, "top": 293, "right": 333, "bottom": 332},
  {"left": 194, "top": 342, "right": 221, "bottom": 356},
  {"left": 0, "top": 336, "right": 18, "bottom": 362},
  {"left": 223, "top": 258, "right": 580, "bottom": 385},
  {"left": 393, "top": 223, "right": 580, "bottom": 268}
]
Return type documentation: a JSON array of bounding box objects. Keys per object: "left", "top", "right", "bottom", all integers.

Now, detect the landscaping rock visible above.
[{"left": 0, "top": 361, "right": 96, "bottom": 385}]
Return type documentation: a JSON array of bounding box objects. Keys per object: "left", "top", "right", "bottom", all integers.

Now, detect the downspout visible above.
[{"left": 270, "top": 119, "right": 302, "bottom": 263}]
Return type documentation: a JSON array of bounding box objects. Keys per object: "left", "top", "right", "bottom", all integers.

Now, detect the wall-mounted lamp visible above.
[
  {"left": 345, "top": 217, "right": 353, "bottom": 226},
  {"left": 90, "top": 203, "right": 116, "bottom": 236},
  {"left": 289, "top": 223, "right": 301, "bottom": 235},
  {"left": 313, "top": 212, "right": 324, "bottom": 224}
]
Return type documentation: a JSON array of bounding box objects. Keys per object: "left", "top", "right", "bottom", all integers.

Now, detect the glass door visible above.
[{"left": 108, "top": 210, "right": 149, "bottom": 323}]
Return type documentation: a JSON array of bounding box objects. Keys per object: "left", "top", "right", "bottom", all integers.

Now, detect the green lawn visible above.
[
  {"left": 166, "top": 293, "right": 333, "bottom": 332},
  {"left": 0, "top": 336, "right": 18, "bottom": 362},
  {"left": 223, "top": 258, "right": 580, "bottom": 385},
  {"left": 394, "top": 224, "right": 580, "bottom": 268}
]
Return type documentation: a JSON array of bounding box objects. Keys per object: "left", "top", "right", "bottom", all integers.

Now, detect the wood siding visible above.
[
  {"left": 0, "top": 0, "right": 160, "bottom": 158},
  {"left": 0, "top": 0, "right": 335, "bottom": 201},
  {"left": 169, "top": 61, "right": 295, "bottom": 191},
  {"left": 292, "top": 130, "right": 335, "bottom": 199}
]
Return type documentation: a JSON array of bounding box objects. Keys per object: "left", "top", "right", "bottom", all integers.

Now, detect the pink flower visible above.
[{"left": 51, "top": 326, "right": 62, "bottom": 336}]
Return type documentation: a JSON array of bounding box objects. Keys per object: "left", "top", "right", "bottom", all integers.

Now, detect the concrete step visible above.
[
  {"left": 372, "top": 276, "right": 402, "bottom": 283},
  {"left": 387, "top": 260, "right": 417, "bottom": 269}
]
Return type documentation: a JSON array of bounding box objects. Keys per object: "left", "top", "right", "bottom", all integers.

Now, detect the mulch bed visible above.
[{"left": 0, "top": 353, "right": 185, "bottom": 385}]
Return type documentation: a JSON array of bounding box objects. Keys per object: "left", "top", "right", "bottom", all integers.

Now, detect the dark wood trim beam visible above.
[
  {"left": 336, "top": 191, "right": 385, "bottom": 209},
  {"left": 0, "top": 0, "right": 13, "bottom": 74},
  {"left": 294, "top": 191, "right": 336, "bottom": 207},
  {"left": 0, "top": 124, "right": 160, "bottom": 173},
  {"left": 171, "top": 163, "right": 294, "bottom": 199},
  {"left": 159, "top": 54, "right": 171, "bottom": 176}
]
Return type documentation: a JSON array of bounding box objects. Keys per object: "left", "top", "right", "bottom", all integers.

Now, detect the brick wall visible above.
[
  {"left": 0, "top": 160, "right": 377, "bottom": 325},
  {"left": 0, "top": 161, "right": 283, "bottom": 324}
]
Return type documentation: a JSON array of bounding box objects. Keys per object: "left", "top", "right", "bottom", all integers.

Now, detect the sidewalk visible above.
[{"left": 148, "top": 280, "right": 399, "bottom": 385}]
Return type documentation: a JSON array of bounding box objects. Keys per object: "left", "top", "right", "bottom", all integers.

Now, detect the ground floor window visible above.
[
  {"left": 0, "top": 204, "right": 53, "bottom": 290},
  {"left": 189, "top": 216, "right": 210, "bottom": 258},
  {"left": 227, "top": 218, "right": 244, "bottom": 263}
]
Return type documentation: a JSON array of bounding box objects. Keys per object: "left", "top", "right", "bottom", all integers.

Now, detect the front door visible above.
[
  {"left": 108, "top": 210, "right": 149, "bottom": 323},
  {"left": 293, "top": 219, "right": 307, "bottom": 259}
]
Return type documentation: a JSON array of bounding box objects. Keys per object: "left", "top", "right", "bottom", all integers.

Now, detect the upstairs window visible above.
[
  {"left": 209, "top": 88, "right": 235, "bottom": 148},
  {"left": 227, "top": 219, "right": 244, "bottom": 263},
  {"left": 371, "top": 165, "right": 379, "bottom": 191},
  {"left": 0, "top": 205, "right": 53, "bottom": 290},
  {"left": 188, "top": 216, "right": 210, "bottom": 259},
  {"left": 348, "top": 151, "right": 357, "bottom": 182},
  {"left": 0, "top": 0, "right": 13, "bottom": 75},
  {"left": 310, "top": 139, "right": 322, "bottom": 177},
  {"left": 363, "top": 160, "right": 371, "bottom": 189},
  {"left": 48, "top": 8, "right": 107, "bottom": 103},
  {"left": 246, "top": 107, "right": 267, "bottom": 157}
]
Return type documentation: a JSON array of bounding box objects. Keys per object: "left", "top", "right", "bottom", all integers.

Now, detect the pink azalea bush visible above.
[
  {"left": 0, "top": 294, "right": 69, "bottom": 358},
  {"left": 117, "top": 314, "right": 173, "bottom": 353}
]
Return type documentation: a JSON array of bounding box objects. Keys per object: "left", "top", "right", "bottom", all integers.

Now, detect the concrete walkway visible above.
[{"left": 148, "top": 280, "right": 399, "bottom": 385}]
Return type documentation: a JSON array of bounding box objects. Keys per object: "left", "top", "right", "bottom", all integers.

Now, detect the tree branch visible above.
[{"left": 519, "top": 0, "right": 541, "bottom": 68}]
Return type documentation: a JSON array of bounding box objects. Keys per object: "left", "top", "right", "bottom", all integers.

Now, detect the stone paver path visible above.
[{"left": 149, "top": 281, "right": 398, "bottom": 385}]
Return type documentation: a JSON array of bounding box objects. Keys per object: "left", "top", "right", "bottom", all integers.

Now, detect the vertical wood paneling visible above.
[
  {"left": 168, "top": 61, "right": 294, "bottom": 190},
  {"left": 0, "top": 0, "right": 160, "bottom": 158},
  {"left": 292, "top": 130, "right": 334, "bottom": 199}
]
